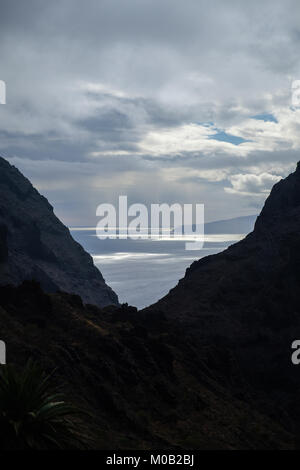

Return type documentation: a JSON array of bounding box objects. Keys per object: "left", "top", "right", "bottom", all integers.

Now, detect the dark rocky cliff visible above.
[
  {"left": 145, "top": 162, "right": 300, "bottom": 431},
  {"left": 0, "top": 157, "right": 118, "bottom": 307},
  {"left": 2, "top": 161, "right": 300, "bottom": 449},
  {"left": 147, "top": 162, "right": 300, "bottom": 328}
]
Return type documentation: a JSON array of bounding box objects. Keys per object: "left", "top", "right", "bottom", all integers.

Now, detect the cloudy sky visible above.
[{"left": 1, "top": 0, "right": 300, "bottom": 225}]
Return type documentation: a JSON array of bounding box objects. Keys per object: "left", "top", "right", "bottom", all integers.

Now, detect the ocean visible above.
[{"left": 70, "top": 228, "right": 245, "bottom": 309}]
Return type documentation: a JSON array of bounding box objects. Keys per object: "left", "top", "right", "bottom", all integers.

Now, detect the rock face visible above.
[
  {"left": 2, "top": 160, "right": 300, "bottom": 449},
  {"left": 148, "top": 162, "right": 300, "bottom": 326},
  {"left": 0, "top": 157, "right": 118, "bottom": 307},
  {"left": 145, "top": 162, "right": 300, "bottom": 427}
]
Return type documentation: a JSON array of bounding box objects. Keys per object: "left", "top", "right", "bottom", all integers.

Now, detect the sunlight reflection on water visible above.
[{"left": 70, "top": 228, "right": 245, "bottom": 309}]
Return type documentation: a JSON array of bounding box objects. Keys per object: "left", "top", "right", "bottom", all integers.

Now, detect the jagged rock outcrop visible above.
[
  {"left": 0, "top": 157, "right": 118, "bottom": 307},
  {"left": 148, "top": 162, "right": 300, "bottom": 325},
  {"left": 145, "top": 162, "right": 300, "bottom": 431}
]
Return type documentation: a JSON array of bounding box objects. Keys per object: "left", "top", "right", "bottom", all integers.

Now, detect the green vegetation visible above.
[{"left": 0, "top": 359, "right": 82, "bottom": 449}]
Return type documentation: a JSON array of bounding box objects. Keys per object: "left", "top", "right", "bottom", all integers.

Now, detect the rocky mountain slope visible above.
[
  {"left": 2, "top": 160, "right": 300, "bottom": 448},
  {"left": 0, "top": 281, "right": 293, "bottom": 449},
  {"left": 145, "top": 162, "right": 300, "bottom": 434},
  {"left": 0, "top": 157, "right": 118, "bottom": 307}
]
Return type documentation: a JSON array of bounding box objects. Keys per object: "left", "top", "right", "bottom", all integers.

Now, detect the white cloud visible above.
[{"left": 225, "top": 172, "right": 282, "bottom": 196}]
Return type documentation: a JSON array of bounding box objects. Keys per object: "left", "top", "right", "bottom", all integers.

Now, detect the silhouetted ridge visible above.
[
  {"left": 0, "top": 156, "right": 118, "bottom": 307},
  {"left": 144, "top": 162, "right": 300, "bottom": 439},
  {"left": 256, "top": 162, "right": 300, "bottom": 224}
]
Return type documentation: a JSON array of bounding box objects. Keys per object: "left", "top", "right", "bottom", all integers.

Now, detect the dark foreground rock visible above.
[{"left": 0, "top": 281, "right": 293, "bottom": 449}]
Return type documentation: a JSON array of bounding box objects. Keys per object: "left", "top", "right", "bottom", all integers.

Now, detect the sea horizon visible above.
[{"left": 70, "top": 227, "right": 246, "bottom": 308}]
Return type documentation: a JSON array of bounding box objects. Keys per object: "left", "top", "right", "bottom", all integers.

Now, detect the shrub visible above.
[{"left": 0, "top": 359, "right": 83, "bottom": 449}]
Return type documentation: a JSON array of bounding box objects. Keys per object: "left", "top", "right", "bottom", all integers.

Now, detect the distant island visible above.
[{"left": 177, "top": 214, "right": 257, "bottom": 235}]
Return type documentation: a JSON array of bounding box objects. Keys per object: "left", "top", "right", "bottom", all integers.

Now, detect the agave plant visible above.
[{"left": 0, "top": 359, "right": 83, "bottom": 449}]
